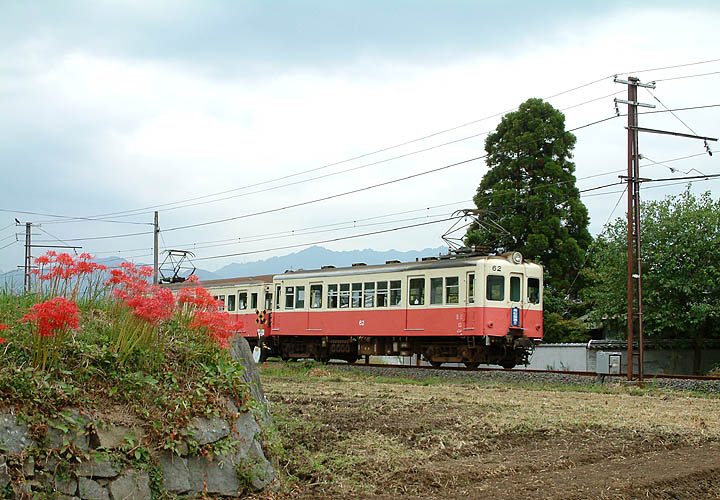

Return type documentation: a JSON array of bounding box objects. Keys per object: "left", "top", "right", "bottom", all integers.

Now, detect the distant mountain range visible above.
[{"left": 0, "top": 245, "right": 447, "bottom": 289}]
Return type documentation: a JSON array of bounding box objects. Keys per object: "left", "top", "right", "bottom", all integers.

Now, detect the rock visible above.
[
  {"left": 0, "top": 413, "right": 32, "bottom": 454},
  {"left": 95, "top": 425, "right": 142, "bottom": 450},
  {"left": 108, "top": 469, "right": 151, "bottom": 500},
  {"left": 183, "top": 416, "right": 230, "bottom": 445},
  {"left": 56, "top": 475, "right": 79, "bottom": 495},
  {"left": 0, "top": 456, "right": 10, "bottom": 488},
  {"left": 159, "top": 453, "right": 191, "bottom": 494},
  {"left": 230, "top": 336, "right": 269, "bottom": 409},
  {"left": 78, "top": 477, "right": 110, "bottom": 500},
  {"left": 233, "top": 411, "right": 261, "bottom": 456},
  {"left": 49, "top": 410, "right": 89, "bottom": 452},
  {"left": 76, "top": 458, "right": 119, "bottom": 478},
  {"left": 186, "top": 453, "right": 241, "bottom": 496}
]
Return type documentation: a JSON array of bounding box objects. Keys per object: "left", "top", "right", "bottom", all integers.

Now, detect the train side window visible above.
[
  {"left": 351, "top": 283, "right": 362, "bottom": 308},
  {"left": 468, "top": 273, "right": 475, "bottom": 304},
  {"left": 364, "top": 282, "right": 375, "bottom": 308},
  {"left": 265, "top": 292, "right": 273, "bottom": 310},
  {"left": 295, "top": 286, "right": 305, "bottom": 309},
  {"left": 328, "top": 284, "right": 338, "bottom": 308},
  {"left": 409, "top": 278, "right": 425, "bottom": 306},
  {"left": 310, "top": 284, "right": 322, "bottom": 309},
  {"left": 227, "top": 294, "right": 236, "bottom": 312},
  {"left": 389, "top": 280, "right": 402, "bottom": 306},
  {"left": 528, "top": 278, "right": 541, "bottom": 304},
  {"left": 340, "top": 284, "right": 350, "bottom": 308},
  {"left": 510, "top": 276, "right": 521, "bottom": 302},
  {"left": 430, "top": 277, "right": 443, "bottom": 304},
  {"left": 285, "top": 286, "right": 294, "bottom": 309},
  {"left": 446, "top": 277, "right": 459, "bottom": 304},
  {"left": 275, "top": 286, "right": 281, "bottom": 309},
  {"left": 251, "top": 292, "right": 258, "bottom": 309},
  {"left": 238, "top": 292, "right": 248, "bottom": 310},
  {"left": 376, "top": 281, "right": 388, "bottom": 307},
  {"left": 486, "top": 275, "right": 504, "bottom": 301}
]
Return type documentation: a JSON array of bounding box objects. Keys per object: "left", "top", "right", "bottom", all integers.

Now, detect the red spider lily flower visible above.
[
  {"left": 78, "top": 253, "right": 93, "bottom": 260},
  {"left": 189, "top": 310, "right": 236, "bottom": 348},
  {"left": 34, "top": 255, "right": 52, "bottom": 266},
  {"left": 0, "top": 337, "right": 5, "bottom": 344},
  {"left": 0, "top": 324, "right": 8, "bottom": 331},
  {"left": 55, "top": 253, "right": 75, "bottom": 267},
  {"left": 178, "top": 286, "right": 222, "bottom": 311},
  {"left": 21, "top": 297, "right": 79, "bottom": 337},
  {"left": 186, "top": 275, "right": 200, "bottom": 283}
]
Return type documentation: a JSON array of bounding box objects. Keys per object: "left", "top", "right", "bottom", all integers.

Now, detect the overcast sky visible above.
[{"left": 1, "top": 0, "right": 719, "bottom": 273}]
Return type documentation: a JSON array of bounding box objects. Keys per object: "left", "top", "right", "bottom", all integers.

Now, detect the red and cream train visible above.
[{"left": 169, "top": 251, "right": 543, "bottom": 368}]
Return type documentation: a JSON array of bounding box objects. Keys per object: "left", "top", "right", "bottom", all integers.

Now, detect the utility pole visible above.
[
  {"left": 24, "top": 222, "right": 32, "bottom": 294},
  {"left": 154, "top": 211, "right": 159, "bottom": 285},
  {"left": 615, "top": 77, "right": 655, "bottom": 381},
  {"left": 615, "top": 77, "right": 717, "bottom": 381}
]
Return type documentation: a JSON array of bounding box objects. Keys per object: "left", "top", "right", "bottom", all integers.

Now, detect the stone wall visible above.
[{"left": 0, "top": 336, "right": 275, "bottom": 499}]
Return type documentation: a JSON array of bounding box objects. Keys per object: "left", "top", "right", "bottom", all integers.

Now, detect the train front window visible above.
[
  {"left": 364, "top": 282, "right": 375, "bottom": 308},
  {"left": 510, "top": 276, "right": 521, "bottom": 302},
  {"left": 265, "top": 292, "right": 272, "bottom": 309},
  {"left": 486, "top": 275, "right": 504, "bottom": 301},
  {"left": 468, "top": 273, "right": 475, "bottom": 304},
  {"left": 227, "top": 294, "right": 236, "bottom": 312},
  {"left": 276, "top": 286, "right": 281, "bottom": 309},
  {"left": 445, "top": 277, "right": 459, "bottom": 304},
  {"left": 251, "top": 292, "right": 258, "bottom": 309},
  {"left": 285, "top": 286, "right": 294, "bottom": 309},
  {"left": 409, "top": 278, "right": 425, "bottom": 306},
  {"left": 528, "top": 278, "right": 540, "bottom": 304},
  {"left": 377, "top": 281, "right": 388, "bottom": 307},
  {"left": 389, "top": 280, "right": 401, "bottom": 306},
  {"left": 351, "top": 283, "right": 362, "bottom": 308},
  {"left": 238, "top": 292, "right": 247, "bottom": 310},
  {"left": 328, "top": 284, "right": 338, "bottom": 308},
  {"left": 310, "top": 284, "right": 322, "bottom": 308},
  {"left": 340, "top": 284, "right": 350, "bottom": 308},
  {"left": 430, "top": 278, "right": 443, "bottom": 304},
  {"left": 295, "top": 286, "right": 305, "bottom": 309}
]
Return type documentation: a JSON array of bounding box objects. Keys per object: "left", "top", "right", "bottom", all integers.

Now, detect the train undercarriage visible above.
[{"left": 253, "top": 334, "right": 535, "bottom": 369}]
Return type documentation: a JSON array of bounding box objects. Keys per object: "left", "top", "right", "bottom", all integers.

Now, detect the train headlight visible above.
[{"left": 510, "top": 251, "right": 522, "bottom": 264}]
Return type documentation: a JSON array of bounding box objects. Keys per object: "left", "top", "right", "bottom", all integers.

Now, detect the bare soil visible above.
[{"left": 255, "top": 366, "right": 720, "bottom": 499}]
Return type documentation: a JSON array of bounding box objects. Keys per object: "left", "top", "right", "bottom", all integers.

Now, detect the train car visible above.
[
  {"left": 167, "top": 251, "right": 543, "bottom": 369},
  {"left": 264, "top": 251, "right": 542, "bottom": 368}
]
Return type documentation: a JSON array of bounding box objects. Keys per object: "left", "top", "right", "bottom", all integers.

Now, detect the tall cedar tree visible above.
[{"left": 466, "top": 98, "right": 591, "bottom": 294}]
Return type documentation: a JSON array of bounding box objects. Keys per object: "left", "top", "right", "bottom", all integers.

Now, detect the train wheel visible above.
[
  {"left": 464, "top": 362, "right": 480, "bottom": 369},
  {"left": 430, "top": 361, "right": 443, "bottom": 368},
  {"left": 500, "top": 360, "right": 516, "bottom": 369}
]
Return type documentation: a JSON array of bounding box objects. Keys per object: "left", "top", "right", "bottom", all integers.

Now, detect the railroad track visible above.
[{"left": 268, "top": 359, "right": 720, "bottom": 381}]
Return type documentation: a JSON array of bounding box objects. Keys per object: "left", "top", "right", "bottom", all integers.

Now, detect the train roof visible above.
[{"left": 163, "top": 253, "right": 542, "bottom": 288}]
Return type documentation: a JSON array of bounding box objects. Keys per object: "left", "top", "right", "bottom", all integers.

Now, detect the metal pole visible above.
[
  {"left": 626, "top": 81, "right": 636, "bottom": 381},
  {"left": 153, "top": 211, "right": 159, "bottom": 285},
  {"left": 24, "top": 222, "right": 31, "bottom": 294},
  {"left": 632, "top": 98, "right": 644, "bottom": 382}
]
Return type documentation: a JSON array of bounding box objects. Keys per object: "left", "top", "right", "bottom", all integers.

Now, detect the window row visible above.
[{"left": 214, "top": 275, "right": 540, "bottom": 312}]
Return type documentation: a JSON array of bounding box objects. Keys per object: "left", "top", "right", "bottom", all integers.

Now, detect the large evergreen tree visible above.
[{"left": 466, "top": 98, "right": 591, "bottom": 292}]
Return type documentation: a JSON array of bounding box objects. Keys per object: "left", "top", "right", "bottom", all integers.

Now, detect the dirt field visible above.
[{"left": 255, "top": 364, "right": 720, "bottom": 500}]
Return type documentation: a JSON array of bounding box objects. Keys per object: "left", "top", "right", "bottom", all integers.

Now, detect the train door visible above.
[
  {"left": 464, "top": 272, "right": 476, "bottom": 332},
  {"left": 307, "top": 282, "right": 323, "bottom": 332},
  {"left": 405, "top": 276, "right": 425, "bottom": 331},
  {"left": 509, "top": 272, "right": 524, "bottom": 329}
]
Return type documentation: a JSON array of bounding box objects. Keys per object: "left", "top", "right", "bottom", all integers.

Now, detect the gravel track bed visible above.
[{"left": 332, "top": 364, "right": 720, "bottom": 394}]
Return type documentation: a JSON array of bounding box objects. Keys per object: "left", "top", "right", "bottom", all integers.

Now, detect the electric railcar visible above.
[{"left": 175, "top": 251, "right": 543, "bottom": 369}]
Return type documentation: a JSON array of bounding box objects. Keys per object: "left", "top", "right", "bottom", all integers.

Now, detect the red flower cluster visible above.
[
  {"left": 189, "top": 310, "right": 236, "bottom": 348},
  {"left": 0, "top": 323, "right": 7, "bottom": 344},
  {"left": 34, "top": 252, "right": 107, "bottom": 281},
  {"left": 105, "top": 263, "right": 175, "bottom": 324},
  {"left": 21, "top": 297, "right": 79, "bottom": 337},
  {"left": 177, "top": 286, "right": 222, "bottom": 311}
]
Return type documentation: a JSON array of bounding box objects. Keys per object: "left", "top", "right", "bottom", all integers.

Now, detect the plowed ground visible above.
[{"left": 255, "top": 366, "right": 720, "bottom": 499}]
